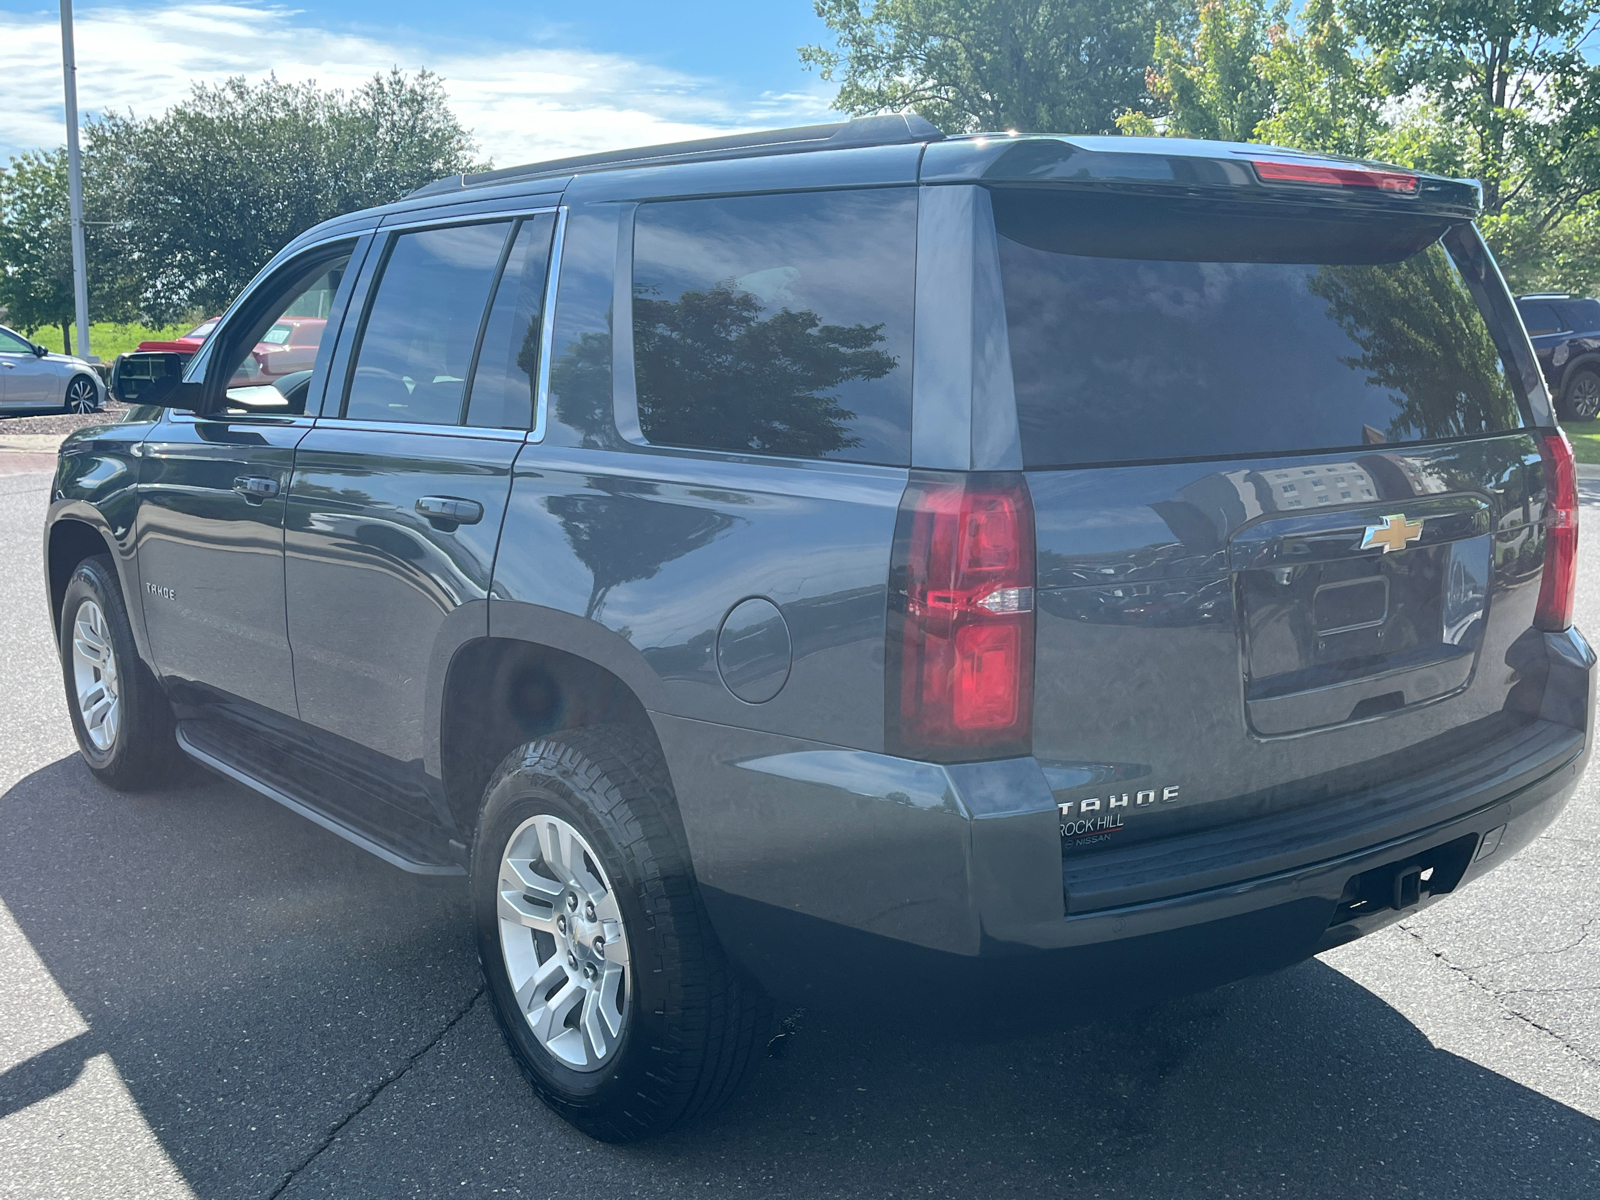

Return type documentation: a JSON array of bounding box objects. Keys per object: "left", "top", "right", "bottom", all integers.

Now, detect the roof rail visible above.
[
  {"left": 1517, "top": 293, "right": 1576, "bottom": 300},
  {"left": 406, "top": 113, "right": 945, "bottom": 199}
]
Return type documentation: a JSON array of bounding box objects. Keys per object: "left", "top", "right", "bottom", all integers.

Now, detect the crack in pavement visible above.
[
  {"left": 264, "top": 987, "right": 484, "bottom": 1199},
  {"left": 1445, "top": 916, "right": 1598, "bottom": 971},
  {"left": 1396, "top": 925, "right": 1600, "bottom": 1068}
]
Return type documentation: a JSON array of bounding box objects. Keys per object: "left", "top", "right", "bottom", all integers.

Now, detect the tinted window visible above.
[
  {"left": 1519, "top": 302, "right": 1565, "bottom": 335},
  {"left": 464, "top": 214, "right": 556, "bottom": 430},
  {"left": 1556, "top": 300, "right": 1600, "bottom": 332},
  {"left": 346, "top": 222, "right": 510, "bottom": 425},
  {"left": 0, "top": 328, "right": 32, "bottom": 354},
  {"left": 632, "top": 189, "right": 916, "bottom": 464},
  {"left": 997, "top": 195, "right": 1524, "bottom": 467}
]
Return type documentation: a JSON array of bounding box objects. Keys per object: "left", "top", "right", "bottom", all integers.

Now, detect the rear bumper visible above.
[{"left": 654, "top": 627, "right": 1593, "bottom": 998}]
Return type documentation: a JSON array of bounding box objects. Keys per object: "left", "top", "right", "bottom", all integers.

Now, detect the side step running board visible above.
[{"left": 176, "top": 727, "right": 466, "bottom": 876}]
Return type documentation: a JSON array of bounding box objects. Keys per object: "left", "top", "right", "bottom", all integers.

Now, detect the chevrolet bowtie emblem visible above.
[{"left": 1361, "top": 513, "right": 1424, "bottom": 553}]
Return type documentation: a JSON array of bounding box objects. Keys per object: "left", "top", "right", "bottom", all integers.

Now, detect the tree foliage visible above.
[
  {"left": 802, "top": 0, "right": 1182, "bottom": 134},
  {"left": 1115, "top": 0, "right": 1600, "bottom": 292},
  {"left": 0, "top": 149, "right": 135, "bottom": 348},
  {"left": 1139, "top": 0, "right": 1280, "bottom": 141},
  {"left": 86, "top": 70, "right": 483, "bottom": 322}
]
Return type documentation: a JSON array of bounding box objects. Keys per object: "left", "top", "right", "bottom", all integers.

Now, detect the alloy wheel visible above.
[
  {"left": 496, "top": 813, "right": 632, "bottom": 1071},
  {"left": 66, "top": 376, "right": 98, "bottom": 414},
  {"left": 71, "top": 599, "right": 120, "bottom": 751},
  {"left": 1569, "top": 372, "right": 1600, "bottom": 420}
]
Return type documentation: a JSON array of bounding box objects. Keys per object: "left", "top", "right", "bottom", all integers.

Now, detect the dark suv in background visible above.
[
  {"left": 46, "top": 117, "right": 1592, "bottom": 1141},
  {"left": 1516, "top": 292, "right": 1600, "bottom": 420}
]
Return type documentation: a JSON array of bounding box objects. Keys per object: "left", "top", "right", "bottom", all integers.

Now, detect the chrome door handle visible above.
[
  {"left": 416, "top": 495, "right": 483, "bottom": 526},
  {"left": 232, "top": 475, "right": 280, "bottom": 504}
]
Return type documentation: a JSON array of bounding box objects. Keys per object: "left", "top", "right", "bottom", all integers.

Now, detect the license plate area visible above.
[{"left": 1231, "top": 497, "right": 1492, "bottom": 736}]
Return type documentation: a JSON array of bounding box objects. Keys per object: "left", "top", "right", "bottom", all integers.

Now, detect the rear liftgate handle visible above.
[{"left": 232, "top": 476, "right": 280, "bottom": 505}]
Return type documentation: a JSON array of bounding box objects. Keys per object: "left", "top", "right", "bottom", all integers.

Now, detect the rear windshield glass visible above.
[{"left": 995, "top": 193, "right": 1526, "bottom": 467}]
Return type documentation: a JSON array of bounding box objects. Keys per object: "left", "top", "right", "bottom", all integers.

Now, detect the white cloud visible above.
[{"left": 0, "top": 2, "right": 835, "bottom": 167}]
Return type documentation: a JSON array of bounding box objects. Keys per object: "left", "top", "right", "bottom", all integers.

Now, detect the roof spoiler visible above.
[{"left": 407, "top": 113, "right": 946, "bottom": 199}]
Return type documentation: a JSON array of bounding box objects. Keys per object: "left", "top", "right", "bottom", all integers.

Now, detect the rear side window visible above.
[
  {"left": 345, "top": 222, "right": 510, "bottom": 425},
  {"left": 1556, "top": 299, "right": 1600, "bottom": 332},
  {"left": 995, "top": 193, "right": 1526, "bottom": 468},
  {"left": 631, "top": 189, "right": 916, "bottom": 464},
  {"left": 1519, "top": 302, "right": 1565, "bottom": 335}
]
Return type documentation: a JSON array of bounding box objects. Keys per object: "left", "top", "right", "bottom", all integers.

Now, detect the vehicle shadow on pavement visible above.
[{"left": 3, "top": 754, "right": 1597, "bottom": 1200}]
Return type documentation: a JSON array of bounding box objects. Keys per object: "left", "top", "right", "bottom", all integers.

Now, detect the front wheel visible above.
[
  {"left": 63, "top": 374, "right": 99, "bottom": 414},
  {"left": 1561, "top": 366, "right": 1600, "bottom": 422},
  {"left": 58, "top": 556, "right": 185, "bottom": 789},
  {"left": 472, "top": 726, "right": 769, "bottom": 1141}
]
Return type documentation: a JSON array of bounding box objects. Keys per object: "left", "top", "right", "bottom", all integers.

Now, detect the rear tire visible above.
[
  {"left": 58, "top": 555, "right": 185, "bottom": 790},
  {"left": 472, "top": 725, "right": 769, "bottom": 1141},
  {"left": 1560, "top": 365, "right": 1600, "bottom": 422}
]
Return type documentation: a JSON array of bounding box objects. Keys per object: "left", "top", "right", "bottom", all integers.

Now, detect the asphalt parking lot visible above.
[{"left": 2, "top": 448, "right": 1598, "bottom": 1199}]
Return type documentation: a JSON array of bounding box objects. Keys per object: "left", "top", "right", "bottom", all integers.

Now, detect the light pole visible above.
[{"left": 59, "top": 0, "right": 91, "bottom": 361}]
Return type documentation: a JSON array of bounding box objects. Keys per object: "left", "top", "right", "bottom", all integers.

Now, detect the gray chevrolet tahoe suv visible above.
[{"left": 48, "top": 115, "right": 1594, "bottom": 1140}]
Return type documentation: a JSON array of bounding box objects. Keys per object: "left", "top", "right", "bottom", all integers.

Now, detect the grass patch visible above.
[
  {"left": 1565, "top": 428, "right": 1600, "bottom": 465},
  {"left": 26, "top": 320, "right": 193, "bottom": 362}
]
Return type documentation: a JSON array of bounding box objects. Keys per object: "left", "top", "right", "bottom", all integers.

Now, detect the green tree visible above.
[
  {"left": 91, "top": 70, "right": 484, "bottom": 322},
  {"left": 1129, "top": 0, "right": 1600, "bottom": 292},
  {"left": 1253, "top": 0, "right": 1394, "bottom": 157},
  {"left": 0, "top": 149, "right": 135, "bottom": 351},
  {"left": 801, "top": 0, "right": 1182, "bottom": 134},
  {"left": 1138, "top": 0, "right": 1280, "bottom": 141}
]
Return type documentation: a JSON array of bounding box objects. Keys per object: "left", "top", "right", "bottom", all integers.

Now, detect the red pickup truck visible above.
[{"left": 137, "top": 317, "right": 326, "bottom": 383}]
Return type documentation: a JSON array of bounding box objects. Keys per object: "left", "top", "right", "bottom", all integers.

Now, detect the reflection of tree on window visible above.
[
  {"left": 633, "top": 282, "right": 895, "bottom": 459},
  {"left": 1308, "top": 247, "right": 1520, "bottom": 444},
  {"left": 548, "top": 329, "right": 614, "bottom": 448}
]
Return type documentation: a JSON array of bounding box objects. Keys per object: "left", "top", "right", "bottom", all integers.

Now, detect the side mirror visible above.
[
  {"left": 33, "top": 343, "right": 48, "bottom": 358},
  {"left": 110, "top": 351, "right": 204, "bottom": 409}
]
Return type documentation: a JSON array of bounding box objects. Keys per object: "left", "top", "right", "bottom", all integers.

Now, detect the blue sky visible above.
[{"left": 0, "top": 1, "right": 843, "bottom": 164}]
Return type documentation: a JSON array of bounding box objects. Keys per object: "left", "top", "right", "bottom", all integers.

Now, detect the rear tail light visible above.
[
  {"left": 887, "top": 474, "right": 1035, "bottom": 760},
  {"left": 1251, "top": 159, "right": 1419, "bottom": 194},
  {"left": 1537, "top": 430, "right": 1579, "bottom": 632}
]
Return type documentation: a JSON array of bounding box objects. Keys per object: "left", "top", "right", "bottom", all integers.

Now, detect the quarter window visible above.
[
  {"left": 630, "top": 189, "right": 916, "bottom": 464},
  {"left": 345, "top": 222, "right": 511, "bottom": 425}
]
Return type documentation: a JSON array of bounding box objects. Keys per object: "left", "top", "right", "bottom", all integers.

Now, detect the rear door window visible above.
[
  {"left": 1556, "top": 299, "right": 1600, "bottom": 333},
  {"left": 995, "top": 193, "right": 1526, "bottom": 468},
  {"left": 345, "top": 222, "right": 510, "bottom": 425},
  {"left": 630, "top": 188, "right": 916, "bottom": 464},
  {"left": 1519, "top": 302, "right": 1565, "bottom": 335}
]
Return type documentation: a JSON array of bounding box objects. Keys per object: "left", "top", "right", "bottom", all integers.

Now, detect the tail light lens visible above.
[
  {"left": 888, "top": 474, "right": 1035, "bottom": 760},
  {"left": 1537, "top": 430, "right": 1579, "bottom": 632}
]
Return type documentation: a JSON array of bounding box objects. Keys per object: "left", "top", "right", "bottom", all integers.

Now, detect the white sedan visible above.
[{"left": 0, "top": 324, "right": 105, "bottom": 414}]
